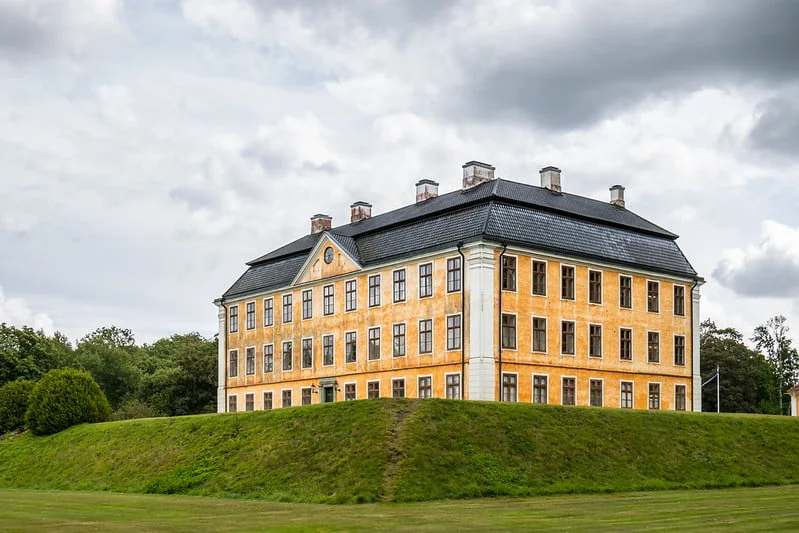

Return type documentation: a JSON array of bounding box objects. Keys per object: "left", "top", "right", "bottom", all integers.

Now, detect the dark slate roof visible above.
[{"left": 223, "top": 178, "right": 698, "bottom": 299}]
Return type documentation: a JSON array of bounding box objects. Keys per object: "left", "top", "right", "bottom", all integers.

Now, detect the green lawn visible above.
[{"left": 2, "top": 485, "right": 798, "bottom": 532}]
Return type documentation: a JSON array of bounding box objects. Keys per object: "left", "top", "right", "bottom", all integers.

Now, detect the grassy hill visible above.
[{"left": 2, "top": 399, "right": 799, "bottom": 503}]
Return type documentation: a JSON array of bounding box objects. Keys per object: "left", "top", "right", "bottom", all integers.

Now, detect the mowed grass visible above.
[{"left": 2, "top": 485, "right": 799, "bottom": 532}]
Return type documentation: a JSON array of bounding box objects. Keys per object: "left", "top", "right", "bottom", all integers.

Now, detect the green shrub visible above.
[
  {"left": 0, "top": 380, "right": 35, "bottom": 434},
  {"left": 25, "top": 369, "right": 111, "bottom": 435},
  {"left": 111, "top": 399, "right": 159, "bottom": 421}
]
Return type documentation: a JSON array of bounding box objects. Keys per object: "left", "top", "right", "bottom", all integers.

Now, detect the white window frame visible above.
[
  {"left": 560, "top": 263, "right": 576, "bottom": 301},
  {"left": 301, "top": 289, "right": 313, "bottom": 320},
  {"left": 561, "top": 320, "right": 576, "bottom": 356},
  {"left": 500, "top": 253, "right": 518, "bottom": 293},
  {"left": 620, "top": 380, "right": 634, "bottom": 409},
  {"left": 245, "top": 345, "right": 256, "bottom": 376},
  {"left": 446, "top": 256, "right": 463, "bottom": 294},
  {"left": 445, "top": 372, "right": 462, "bottom": 400},
  {"left": 344, "top": 278, "right": 358, "bottom": 313},
  {"left": 587, "top": 269, "right": 603, "bottom": 306},
  {"left": 561, "top": 375, "right": 577, "bottom": 406},
  {"left": 502, "top": 372, "right": 519, "bottom": 403},
  {"left": 227, "top": 393, "right": 238, "bottom": 413},
  {"left": 674, "top": 383, "right": 688, "bottom": 411},
  {"left": 531, "top": 258, "right": 548, "bottom": 297},
  {"left": 393, "top": 322, "right": 407, "bottom": 358},
  {"left": 368, "top": 273, "right": 382, "bottom": 308},
  {"left": 419, "top": 262, "right": 434, "bottom": 299},
  {"left": 673, "top": 283, "right": 686, "bottom": 317},
  {"left": 532, "top": 373, "right": 549, "bottom": 405},
  {"left": 245, "top": 392, "right": 255, "bottom": 411},
  {"left": 646, "top": 279, "right": 660, "bottom": 314},
  {"left": 368, "top": 326, "right": 382, "bottom": 361},
  {"left": 343, "top": 381, "right": 357, "bottom": 401},
  {"left": 588, "top": 323, "right": 603, "bottom": 358},
  {"left": 446, "top": 313, "right": 462, "bottom": 352},
  {"left": 618, "top": 273, "right": 633, "bottom": 310},
  {"left": 263, "top": 297, "right": 274, "bottom": 326},
  {"left": 392, "top": 376, "right": 407, "bottom": 398},
  {"left": 280, "top": 388, "right": 293, "bottom": 408},
  {"left": 418, "top": 318, "right": 434, "bottom": 355},
  {"left": 262, "top": 390, "right": 273, "bottom": 410},
  {"left": 417, "top": 374, "right": 433, "bottom": 399},
  {"left": 321, "top": 334, "right": 335, "bottom": 367},
  {"left": 588, "top": 377, "right": 604, "bottom": 407},
  {"left": 228, "top": 349, "right": 239, "bottom": 378},
  {"left": 262, "top": 343, "right": 274, "bottom": 374},
  {"left": 300, "top": 336, "right": 314, "bottom": 369},
  {"left": 344, "top": 329, "right": 358, "bottom": 364},
  {"left": 619, "top": 325, "right": 634, "bottom": 362},
  {"left": 245, "top": 300, "right": 257, "bottom": 330},
  {"left": 531, "top": 315, "right": 547, "bottom": 353},
  {"left": 648, "top": 381, "right": 662, "bottom": 410},
  {"left": 366, "top": 379, "right": 381, "bottom": 399},
  {"left": 392, "top": 268, "right": 407, "bottom": 303},
  {"left": 647, "top": 329, "right": 661, "bottom": 365}
]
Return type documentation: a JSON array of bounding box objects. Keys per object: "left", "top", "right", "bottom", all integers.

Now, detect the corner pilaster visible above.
[
  {"left": 691, "top": 285, "right": 702, "bottom": 412},
  {"left": 215, "top": 299, "right": 227, "bottom": 413},
  {"left": 465, "top": 243, "right": 498, "bottom": 401}
]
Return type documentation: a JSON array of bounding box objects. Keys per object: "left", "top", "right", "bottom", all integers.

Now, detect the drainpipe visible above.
[
  {"left": 457, "top": 242, "right": 466, "bottom": 400},
  {"left": 220, "top": 300, "right": 229, "bottom": 413},
  {"left": 497, "top": 243, "right": 507, "bottom": 401}
]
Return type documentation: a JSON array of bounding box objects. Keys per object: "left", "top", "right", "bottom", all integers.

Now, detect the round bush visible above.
[
  {"left": 0, "top": 380, "right": 35, "bottom": 434},
  {"left": 26, "top": 369, "right": 111, "bottom": 435}
]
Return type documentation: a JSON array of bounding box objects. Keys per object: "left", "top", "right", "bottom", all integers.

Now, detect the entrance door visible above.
[{"left": 323, "top": 386, "right": 335, "bottom": 403}]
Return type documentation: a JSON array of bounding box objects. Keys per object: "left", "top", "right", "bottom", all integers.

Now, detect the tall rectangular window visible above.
[
  {"left": 446, "top": 315, "right": 461, "bottom": 350},
  {"left": 368, "top": 327, "right": 381, "bottom": 360},
  {"left": 561, "top": 266, "right": 575, "bottom": 300},
  {"left": 647, "top": 281, "right": 659, "bottom": 313},
  {"left": 532, "top": 260, "right": 547, "bottom": 296},
  {"left": 368, "top": 275, "right": 381, "bottom": 307},
  {"left": 263, "top": 391, "right": 273, "bottom": 410},
  {"left": 245, "top": 393, "right": 254, "bottom": 411},
  {"left": 589, "top": 379, "right": 603, "bottom": 407},
  {"left": 501, "top": 314, "right": 516, "bottom": 349},
  {"left": 367, "top": 381, "right": 380, "bottom": 399},
  {"left": 301, "top": 388, "right": 312, "bottom": 406},
  {"left": 561, "top": 321, "right": 575, "bottom": 355},
  {"left": 246, "top": 302, "right": 256, "bottom": 330},
  {"left": 621, "top": 381, "right": 633, "bottom": 408},
  {"left": 282, "top": 294, "right": 293, "bottom": 323},
  {"left": 501, "top": 256, "right": 517, "bottom": 291},
  {"left": 675, "top": 385, "right": 687, "bottom": 411},
  {"left": 418, "top": 376, "right": 432, "bottom": 399},
  {"left": 301, "top": 338, "right": 313, "bottom": 369},
  {"left": 263, "top": 344, "right": 274, "bottom": 373},
  {"left": 228, "top": 395, "right": 237, "bottom": 413},
  {"left": 620, "top": 328, "right": 632, "bottom": 361},
  {"left": 562, "top": 377, "right": 576, "bottom": 405},
  {"left": 392, "top": 379, "right": 405, "bottom": 398},
  {"left": 502, "top": 373, "right": 517, "bottom": 402},
  {"left": 648, "top": 383, "right": 661, "bottom": 409},
  {"left": 245, "top": 346, "right": 255, "bottom": 375},
  {"left": 302, "top": 289, "right": 313, "bottom": 320},
  {"left": 344, "top": 383, "right": 356, "bottom": 401},
  {"left": 419, "top": 263, "right": 433, "bottom": 298},
  {"left": 533, "top": 375, "right": 548, "bottom": 404},
  {"left": 419, "top": 319, "right": 433, "bottom": 353},
  {"left": 446, "top": 374, "right": 461, "bottom": 399},
  {"left": 264, "top": 298, "right": 274, "bottom": 326},
  {"left": 282, "top": 341, "right": 293, "bottom": 371},
  {"left": 532, "top": 317, "right": 547, "bottom": 352},
  {"left": 589, "top": 270, "right": 602, "bottom": 304},
  {"left": 674, "top": 285, "right": 685, "bottom": 316},
  {"left": 619, "top": 276, "right": 632, "bottom": 309},
  {"left": 229, "top": 305, "right": 238, "bottom": 333},
  {"left": 589, "top": 324, "right": 602, "bottom": 357},
  {"left": 447, "top": 257, "right": 462, "bottom": 293},
  {"left": 345, "top": 280, "right": 357, "bottom": 311},
  {"left": 282, "top": 389, "right": 292, "bottom": 408},
  {"left": 228, "top": 349, "right": 238, "bottom": 378},
  {"left": 393, "top": 323, "right": 406, "bottom": 357},
  {"left": 648, "top": 332, "right": 660, "bottom": 363},
  {"left": 345, "top": 332, "right": 357, "bottom": 363},
  {"left": 674, "top": 335, "right": 686, "bottom": 366},
  {"left": 393, "top": 269, "right": 406, "bottom": 302},
  {"left": 323, "top": 285, "right": 334, "bottom": 315},
  {"left": 322, "top": 335, "right": 334, "bottom": 366}
]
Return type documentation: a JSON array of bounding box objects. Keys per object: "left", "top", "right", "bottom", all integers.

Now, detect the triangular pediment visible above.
[{"left": 293, "top": 233, "right": 361, "bottom": 285}]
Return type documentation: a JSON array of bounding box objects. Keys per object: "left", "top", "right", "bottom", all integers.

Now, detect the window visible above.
[
  {"left": 589, "top": 324, "right": 602, "bottom": 358},
  {"left": 562, "top": 377, "right": 576, "bottom": 405},
  {"left": 392, "top": 379, "right": 405, "bottom": 398},
  {"left": 532, "top": 260, "right": 547, "bottom": 296},
  {"left": 263, "top": 391, "right": 273, "bottom": 410},
  {"left": 446, "top": 374, "right": 461, "bottom": 399},
  {"left": 447, "top": 315, "right": 461, "bottom": 350},
  {"left": 228, "top": 395, "right": 237, "bottom": 412},
  {"left": 302, "top": 289, "right": 312, "bottom": 319},
  {"left": 301, "top": 388, "right": 312, "bottom": 406},
  {"left": 345, "top": 280, "right": 357, "bottom": 311},
  {"left": 620, "top": 328, "right": 632, "bottom": 361},
  {"left": 393, "top": 323, "right": 406, "bottom": 357},
  {"left": 282, "top": 389, "right": 292, "bottom": 408},
  {"left": 345, "top": 332, "right": 357, "bottom": 363},
  {"left": 648, "top": 383, "right": 661, "bottom": 410},
  {"left": 674, "top": 335, "right": 686, "bottom": 366},
  {"left": 263, "top": 344, "right": 274, "bottom": 373},
  {"left": 502, "top": 373, "right": 517, "bottom": 402},
  {"left": 282, "top": 294, "right": 293, "bottom": 323},
  {"left": 368, "top": 275, "right": 381, "bottom": 307},
  {"left": 561, "top": 321, "right": 575, "bottom": 355},
  {"left": 619, "top": 276, "right": 632, "bottom": 309},
  {"left": 621, "top": 381, "right": 633, "bottom": 409},
  {"left": 367, "top": 381, "right": 380, "bottom": 399},
  {"left": 344, "top": 383, "right": 356, "bottom": 401},
  {"left": 246, "top": 302, "right": 256, "bottom": 329},
  {"left": 282, "top": 342, "right": 293, "bottom": 371},
  {"left": 323, "top": 335, "right": 334, "bottom": 366},
  {"left": 323, "top": 285, "right": 334, "bottom": 316},
  {"left": 264, "top": 298, "right": 274, "bottom": 326},
  {"left": 368, "top": 327, "right": 381, "bottom": 360},
  {"left": 419, "top": 263, "right": 433, "bottom": 298},
  {"left": 589, "top": 271, "right": 602, "bottom": 304},
  {"left": 447, "top": 257, "right": 462, "bottom": 292},
  {"left": 589, "top": 379, "right": 603, "bottom": 407},
  {"left": 302, "top": 338, "right": 313, "bottom": 369},
  {"left": 229, "top": 305, "right": 238, "bottom": 333},
  {"left": 648, "top": 332, "right": 660, "bottom": 363},
  {"left": 501, "top": 314, "right": 516, "bottom": 349},
  {"left": 533, "top": 375, "right": 548, "bottom": 404},
  {"left": 675, "top": 384, "right": 687, "bottom": 411},
  {"left": 674, "top": 285, "right": 685, "bottom": 316},
  {"left": 245, "top": 393, "right": 254, "bottom": 411},
  {"left": 419, "top": 319, "right": 433, "bottom": 354},
  {"left": 246, "top": 346, "right": 255, "bottom": 375},
  {"left": 532, "top": 317, "right": 547, "bottom": 352},
  {"left": 228, "top": 350, "right": 238, "bottom": 378},
  {"left": 647, "top": 281, "right": 659, "bottom": 313},
  {"left": 393, "top": 269, "right": 406, "bottom": 302},
  {"left": 418, "top": 376, "right": 432, "bottom": 399},
  {"left": 501, "top": 256, "right": 516, "bottom": 291},
  {"left": 561, "top": 265, "right": 575, "bottom": 300}
]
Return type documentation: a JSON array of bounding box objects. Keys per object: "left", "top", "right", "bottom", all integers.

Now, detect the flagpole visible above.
[{"left": 716, "top": 365, "right": 720, "bottom": 414}]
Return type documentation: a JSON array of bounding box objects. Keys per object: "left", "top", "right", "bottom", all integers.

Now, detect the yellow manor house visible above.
[{"left": 215, "top": 161, "right": 704, "bottom": 412}]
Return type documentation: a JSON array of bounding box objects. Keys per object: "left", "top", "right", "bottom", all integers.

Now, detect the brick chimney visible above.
[
  {"left": 540, "top": 166, "right": 562, "bottom": 193},
  {"left": 415, "top": 179, "right": 439, "bottom": 203},
  {"left": 609, "top": 185, "right": 625, "bottom": 208},
  {"left": 310, "top": 214, "right": 332, "bottom": 234},
  {"left": 462, "top": 161, "right": 495, "bottom": 189},
  {"left": 350, "top": 201, "right": 372, "bottom": 223}
]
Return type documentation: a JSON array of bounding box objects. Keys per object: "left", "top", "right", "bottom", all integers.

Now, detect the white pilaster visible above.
[
  {"left": 215, "top": 300, "right": 227, "bottom": 413},
  {"left": 691, "top": 285, "right": 703, "bottom": 412},
  {"left": 466, "top": 243, "right": 497, "bottom": 401},
  {"left": 791, "top": 392, "right": 798, "bottom": 417}
]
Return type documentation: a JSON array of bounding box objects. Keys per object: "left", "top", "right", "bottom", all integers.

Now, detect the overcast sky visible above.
[{"left": 1, "top": 0, "right": 798, "bottom": 347}]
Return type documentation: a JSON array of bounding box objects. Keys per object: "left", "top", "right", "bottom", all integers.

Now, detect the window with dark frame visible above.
[
  {"left": 282, "top": 341, "right": 292, "bottom": 371},
  {"left": 368, "top": 327, "right": 381, "bottom": 360},
  {"left": 229, "top": 305, "right": 238, "bottom": 333},
  {"left": 245, "top": 347, "right": 255, "bottom": 375},
  {"left": 282, "top": 294, "right": 293, "bottom": 323},
  {"left": 419, "top": 319, "right": 433, "bottom": 353},
  {"left": 619, "top": 276, "right": 632, "bottom": 308},
  {"left": 344, "top": 383, "right": 356, "bottom": 401},
  {"left": 323, "top": 335, "right": 334, "bottom": 366},
  {"left": 621, "top": 381, "right": 633, "bottom": 408},
  {"left": 301, "top": 388, "right": 312, "bottom": 406},
  {"left": 245, "top": 393, "right": 254, "bottom": 411},
  {"left": 418, "top": 376, "right": 432, "bottom": 398},
  {"left": 648, "top": 332, "right": 660, "bottom": 363},
  {"left": 561, "top": 321, "right": 575, "bottom": 355},
  {"left": 263, "top": 344, "right": 273, "bottom": 372},
  {"left": 367, "top": 381, "right": 380, "bottom": 399},
  {"left": 589, "top": 379, "right": 603, "bottom": 407},
  {"left": 620, "top": 328, "right": 632, "bottom": 360},
  {"left": 562, "top": 377, "right": 576, "bottom": 405},
  {"left": 264, "top": 298, "right": 274, "bottom": 326},
  {"left": 674, "top": 335, "right": 686, "bottom": 366},
  {"left": 533, "top": 317, "right": 547, "bottom": 352},
  {"left": 302, "top": 338, "right": 313, "bottom": 369},
  {"left": 392, "top": 379, "right": 405, "bottom": 398},
  {"left": 502, "top": 256, "right": 517, "bottom": 291},
  {"left": 419, "top": 263, "right": 433, "bottom": 298},
  {"left": 447, "top": 257, "right": 462, "bottom": 293},
  {"left": 228, "top": 350, "right": 238, "bottom": 378},
  {"left": 393, "top": 323, "right": 406, "bottom": 357},
  {"left": 302, "top": 289, "right": 312, "bottom": 319},
  {"left": 447, "top": 315, "right": 461, "bottom": 350},
  {"left": 502, "top": 373, "right": 517, "bottom": 402},
  {"left": 674, "top": 285, "right": 685, "bottom": 316},
  {"left": 228, "top": 395, "right": 237, "bottom": 412},
  {"left": 533, "top": 375, "right": 548, "bottom": 404},
  {"left": 393, "top": 269, "right": 406, "bottom": 302},
  {"left": 246, "top": 302, "right": 256, "bottom": 329},
  {"left": 323, "top": 285, "right": 334, "bottom": 315},
  {"left": 561, "top": 265, "right": 575, "bottom": 300},
  {"left": 647, "top": 281, "right": 659, "bottom": 313},
  {"left": 345, "top": 280, "right": 357, "bottom": 311},
  {"left": 589, "top": 324, "right": 602, "bottom": 357},
  {"left": 446, "top": 374, "right": 461, "bottom": 399},
  {"left": 282, "top": 389, "right": 292, "bottom": 408},
  {"left": 589, "top": 270, "right": 602, "bottom": 304},
  {"left": 263, "top": 391, "right": 273, "bottom": 410},
  {"left": 648, "top": 383, "right": 660, "bottom": 409},
  {"left": 675, "top": 384, "right": 687, "bottom": 411},
  {"left": 501, "top": 314, "right": 517, "bottom": 349},
  {"left": 532, "top": 260, "right": 547, "bottom": 296},
  {"left": 345, "top": 331, "right": 357, "bottom": 363},
  {"left": 368, "top": 275, "right": 381, "bottom": 307}
]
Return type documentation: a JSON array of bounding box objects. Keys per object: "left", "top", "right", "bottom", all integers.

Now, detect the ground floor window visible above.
[
  {"left": 446, "top": 374, "right": 461, "bottom": 399},
  {"left": 533, "top": 375, "right": 548, "bottom": 404},
  {"left": 263, "top": 391, "right": 273, "bottom": 410},
  {"left": 345, "top": 383, "right": 356, "bottom": 401},
  {"left": 502, "top": 373, "right": 517, "bottom": 402},
  {"left": 562, "top": 377, "right": 576, "bottom": 405},
  {"left": 621, "top": 381, "right": 633, "bottom": 409},
  {"left": 418, "top": 376, "right": 432, "bottom": 398},
  {"left": 245, "top": 393, "right": 254, "bottom": 411},
  {"left": 589, "top": 379, "right": 603, "bottom": 407},
  {"left": 368, "top": 381, "right": 380, "bottom": 399},
  {"left": 648, "top": 383, "right": 661, "bottom": 410},
  {"left": 301, "top": 387, "right": 312, "bottom": 406},
  {"left": 228, "top": 395, "right": 237, "bottom": 413},
  {"left": 675, "top": 384, "right": 687, "bottom": 411},
  {"left": 392, "top": 379, "right": 405, "bottom": 398},
  {"left": 282, "top": 389, "right": 292, "bottom": 408}
]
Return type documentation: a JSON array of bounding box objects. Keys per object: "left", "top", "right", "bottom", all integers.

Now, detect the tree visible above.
[
  {"left": 0, "top": 380, "right": 35, "bottom": 434},
  {"left": 752, "top": 316, "right": 799, "bottom": 415},
  {"left": 0, "top": 324, "right": 74, "bottom": 387},
  {"left": 25, "top": 368, "right": 111, "bottom": 435},
  {"left": 75, "top": 326, "right": 141, "bottom": 410}
]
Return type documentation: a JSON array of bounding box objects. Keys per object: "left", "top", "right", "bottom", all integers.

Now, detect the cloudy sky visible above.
[{"left": 1, "top": 0, "right": 798, "bottom": 346}]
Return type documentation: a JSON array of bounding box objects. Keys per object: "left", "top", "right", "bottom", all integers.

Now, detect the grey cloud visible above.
[
  {"left": 0, "top": 5, "right": 56, "bottom": 59},
  {"left": 169, "top": 187, "right": 219, "bottom": 211},
  {"left": 714, "top": 254, "right": 799, "bottom": 299},
  {"left": 748, "top": 98, "right": 799, "bottom": 157}
]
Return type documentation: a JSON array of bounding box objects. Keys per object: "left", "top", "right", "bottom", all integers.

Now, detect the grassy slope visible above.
[{"left": 1, "top": 399, "right": 799, "bottom": 503}]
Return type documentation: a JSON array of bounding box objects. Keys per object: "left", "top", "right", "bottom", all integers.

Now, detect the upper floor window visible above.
[
  {"left": 264, "top": 298, "right": 274, "bottom": 326},
  {"left": 620, "top": 328, "right": 632, "bottom": 361},
  {"left": 532, "top": 260, "right": 547, "bottom": 296},
  {"left": 532, "top": 317, "right": 547, "bottom": 352},
  {"left": 368, "top": 275, "right": 381, "bottom": 307},
  {"left": 674, "top": 335, "right": 686, "bottom": 366},
  {"left": 647, "top": 281, "right": 659, "bottom": 313},
  {"left": 302, "top": 290, "right": 313, "bottom": 320},
  {"left": 393, "top": 269, "right": 406, "bottom": 302},
  {"left": 561, "top": 266, "right": 575, "bottom": 300},
  {"left": 589, "top": 270, "right": 602, "bottom": 304},
  {"left": 419, "top": 263, "right": 433, "bottom": 298},
  {"left": 245, "top": 346, "right": 255, "bottom": 375},
  {"left": 393, "top": 323, "right": 406, "bottom": 357},
  {"left": 345, "top": 331, "right": 357, "bottom": 363},
  {"left": 419, "top": 319, "right": 433, "bottom": 353},
  {"left": 302, "top": 338, "right": 313, "bottom": 369},
  {"left": 674, "top": 285, "right": 685, "bottom": 316},
  {"left": 447, "top": 315, "right": 461, "bottom": 350},
  {"left": 447, "top": 257, "right": 462, "bottom": 293},
  {"left": 561, "top": 321, "right": 575, "bottom": 355},
  {"left": 282, "top": 294, "right": 293, "bottom": 323},
  {"left": 263, "top": 344, "right": 274, "bottom": 373},
  {"left": 246, "top": 302, "right": 256, "bottom": 330},
  {"left": 229, "top": 305, "right": 238, "bottom": 333},
  {"left": 323, "top": 285, "right": 334, "bottom": 316},
  {"left": 345, "top": 280, "right": 357, "bottom": 312},
  {"left": 501, "top": 314, "right": 516, "bottom": 349},
  {"left": 282, "top": 341, "right": 293, "bottom": 371},
  {"left": 501, "top": 256, "right": 516, "bottom": 291},
  {"left": 322, "top": 335, "right": 334, "bottom": 366},
  {"left": 368, "top": 327, "right": 381, "bottom": 360},
  {"left": 648, "top": 332, "right": 660, "bottom": 363},
  {"left": 589, "top": 324, "right": 602, "bottom": 357},
  {"left": 619, "top": 276, "right": 632, "bottom": 309},
  {"left": 228, "top": 349, "right": 238, "bottom": 378}
]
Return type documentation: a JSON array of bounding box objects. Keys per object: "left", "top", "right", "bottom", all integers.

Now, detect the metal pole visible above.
[{"left": 716, "top": 365, "right": 720, "bottom": 414}]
